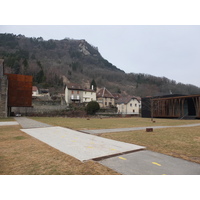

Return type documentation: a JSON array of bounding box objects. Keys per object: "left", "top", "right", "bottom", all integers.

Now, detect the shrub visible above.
[{"left": 86, "top": 101, "right": 100, "bottom": 115}]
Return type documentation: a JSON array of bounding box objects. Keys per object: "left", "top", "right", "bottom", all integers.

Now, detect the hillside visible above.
[{"left": 1, "top": 33, "right": 200, "bottom": 97}]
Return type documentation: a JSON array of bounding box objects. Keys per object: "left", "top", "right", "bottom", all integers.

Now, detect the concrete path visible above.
[
  {"left": 14, "top": 117, "right": 52, "bottom": 129},
  {"left": 83, "top": 123, "right": 200, "bottom": 134},
  {"left": 99, "top": 150, "right": 200, "bottom": 175},
  {"left": 0, "top": 121, "right": 19, "bottom": 126},
  {"left": 21, "top": 126, "right": 145, "bottom": 162}
]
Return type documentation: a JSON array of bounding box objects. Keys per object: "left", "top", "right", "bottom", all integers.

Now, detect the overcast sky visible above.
[
  {"left": 1, "top": 25, "right": 200, "bottom": 87},
  {"left": 1, "top": 0, "right": 200, "bottom": 87}
]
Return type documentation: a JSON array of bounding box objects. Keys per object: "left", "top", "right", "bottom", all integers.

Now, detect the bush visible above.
[{"left": 86, "top": 101, "right": 100, "bottom": 115}]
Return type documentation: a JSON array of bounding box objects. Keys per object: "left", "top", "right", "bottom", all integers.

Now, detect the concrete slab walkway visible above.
[
  {"left": 21, "top": 126, "right": 145, "bottom": 162},
  {"left": 0, "top": 121, "right": 19, "bottom": 126},
  {"left": 83, "top": 123, "right": 200, "bottom": 134},
  {"left": 14, "top": 117, "right": 52, "bottom": 129}
]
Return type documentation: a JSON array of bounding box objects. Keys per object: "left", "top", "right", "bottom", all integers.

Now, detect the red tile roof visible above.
[
  {"left": 97, "top": 87, "right": 114, "bottom": 98},
  {"left": 116, "top": 96, "right": 141, "bottom": 104},
  {"left": 32, "top": 86, "right": 38, "bottom": 91}
]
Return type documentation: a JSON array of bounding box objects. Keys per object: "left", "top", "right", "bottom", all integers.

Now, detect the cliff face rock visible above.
[{"left": 78, "top": 41, "right": 91, "bottom": 56}]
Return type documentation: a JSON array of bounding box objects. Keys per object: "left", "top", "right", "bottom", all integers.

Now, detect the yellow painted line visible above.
[
  {"left": 87, "top": 146, "right": 94, "bottom": 148},
  {"left": 162, "top": 174, "right": 167, "bottom": 175},
  {"left": 110, "top": 148, "right": 117, "bottom": 151},
  {"left": 118, "top": 157, "right": 127, "bottom": 160},
  {"left": 152, "top": 162, "right": 161, "bottom": 166}
]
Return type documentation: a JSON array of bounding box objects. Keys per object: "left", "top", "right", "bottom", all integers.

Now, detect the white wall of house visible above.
[
  {"left": 65, "top": 87, "right": 84, "bottom": 105},
  {"left": 117, "top": 99, "right": 141, "bottom": 114},
  {"left": 97, "top": 97, "right": 115, "bottom": 108},
  {"left": 32, "top": 90, "right": 39, "bottom": 96},
  {"left": 83, "top": 90, "right": 96, "bottom": 103}
]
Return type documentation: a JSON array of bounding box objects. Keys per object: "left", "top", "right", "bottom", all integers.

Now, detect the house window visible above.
[
  {"left": 77, "top": 91, "right": 79, "bottom": 94},
  {"left": 133, "top": 109, "right": 135, "bottom": 113},
  {"left": 130, "top": 103, "right": 132, "bottom": 107},
  {"left": 135, "top": 104, "right": 137, "bottom": 107},
  {"left": 72, "top": 90, "right": 74, "bottom": 94},
  {"left": 105, "top": 102, "right": 107, "bottom": 106}
]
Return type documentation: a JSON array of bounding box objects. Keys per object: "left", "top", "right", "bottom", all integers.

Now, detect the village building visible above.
[
  {"left": 116, "top": 96, "right": 141, "bottom": 115},
  {"left": 96, "top": 87, "right": 115, "bottom": 108},
  {"left": 83, "top": 88, "right": 96, "bottom": 103},
  {"left": 32, "top": 86, "right": 39, "bottom": 96},
  {"left": 65, "top": 83, "right": 96, "bottom": 105}
]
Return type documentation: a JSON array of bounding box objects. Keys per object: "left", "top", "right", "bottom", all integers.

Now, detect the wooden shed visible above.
[{"left": 142, "top": 94, "right": 200, "bottom": 119}]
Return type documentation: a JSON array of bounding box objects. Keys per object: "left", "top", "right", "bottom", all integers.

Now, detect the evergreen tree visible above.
[{"left": 90, "top": 79, "right": 97, "bottom": 91}]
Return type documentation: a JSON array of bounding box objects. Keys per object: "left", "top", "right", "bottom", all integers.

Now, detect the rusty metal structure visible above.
[
  {"left": 142, "top": 94, "right": 200, "bottom": 119},
  {"left": 6, "top": 74, "right": 33, "bottom": 109}
]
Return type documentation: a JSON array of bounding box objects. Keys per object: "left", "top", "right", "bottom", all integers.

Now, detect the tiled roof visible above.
[
  {"left": 97, "top": 87, "right": 114, "bottom": 98},
  {"left": 116, "top": 96, "right": 141, "bottom": 104},
  {"left": 112, "top": 93, "right": 122, "bottom": 100},
  {"left": 66, "top": 83, "right": 84, "bottom": 90},
  {"left": 32, "top": 86, "right": 38, "bottom": 91}
]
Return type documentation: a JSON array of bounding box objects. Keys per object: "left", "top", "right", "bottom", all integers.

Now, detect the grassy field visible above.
[
  {"left": 0, "top": 118, "right": 15, "bottom": 122},
  {"left": 31, "top": 117, "right": 200, "bottom": 164},
  {"left": 101, "top": 126, "right": 200, "bottom": 164},
  {"left": 1, "top": 117, "right": 200, "bottom": 174},
  {"left": 30, "top": 116, "right": 200, "bottom": 130},
  {"left": 0, "top": 125, "right": 119, "bottom": 175}
]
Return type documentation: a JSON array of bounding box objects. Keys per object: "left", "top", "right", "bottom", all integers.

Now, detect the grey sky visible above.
[{"left": 1, "top": 25, "right": 200, "bottom": 87}]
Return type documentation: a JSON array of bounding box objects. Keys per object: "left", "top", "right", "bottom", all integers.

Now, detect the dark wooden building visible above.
[{"left": 142, "top": 94, "right": 200, "bottom": 119}]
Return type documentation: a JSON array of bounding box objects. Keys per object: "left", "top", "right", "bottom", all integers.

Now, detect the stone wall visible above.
[{"left": 0, "top": 59, "right": 8, "bottom": 118}]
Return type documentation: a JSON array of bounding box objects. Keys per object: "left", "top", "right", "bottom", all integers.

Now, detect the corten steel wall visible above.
[{"left": 6, "top": 74, "right": 32, "bottom": 107}]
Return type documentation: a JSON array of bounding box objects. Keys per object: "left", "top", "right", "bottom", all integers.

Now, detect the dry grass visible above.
[
  {"left": 0, "top": 125, "right": 119, "bottom": 175},
  {"left": 30, "top": 117, "right": 200, "bottom": 130},
  {"left": 0, "top": 117, "right": 15, "bottom": 122},
  {"left": 101, "top": 126, "right": 200, "bottom": 164}
]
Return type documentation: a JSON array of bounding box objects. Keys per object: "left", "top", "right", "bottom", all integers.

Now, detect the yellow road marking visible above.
[
  {"left": 110, "top": 148, "right": 117, "bottom": 151},
  {"left": 118, "top": 157, "right": 127, "bottom": 160},
  {"left": 87, "top": 146, "right": 94, "bottom": 148},
  {"left": 152, "top": 162, "right": 161, "bottom": 166}
]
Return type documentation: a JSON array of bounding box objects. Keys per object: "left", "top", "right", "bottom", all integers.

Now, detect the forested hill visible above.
[{"left": 0, "top": 33, "right": 200, "bottom": 97}]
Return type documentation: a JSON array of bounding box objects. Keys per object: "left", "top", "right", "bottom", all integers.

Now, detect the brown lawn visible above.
[{"left": 0, "top": 125, "right": 119, "bottom": 175}]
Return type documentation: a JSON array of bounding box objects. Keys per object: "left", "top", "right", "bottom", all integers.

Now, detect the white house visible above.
[
  {"left": 116, "top": 96, "right": 141, "bottom": 115},
  {"left": 65, "top": 83, "right": 96, "bottom": 105},
  {"left": 96, "top": 87, "right": 115, "bottom": 108},
  {"left": 83, "top": 89, "right": 96, "bottom": 103},
  {"left": 32, "top": 86, "right": 39, "bottom": 96}
]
